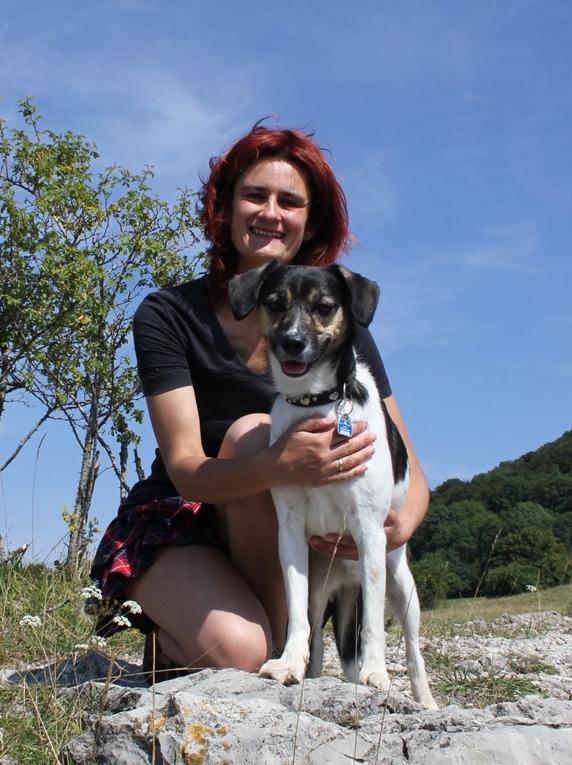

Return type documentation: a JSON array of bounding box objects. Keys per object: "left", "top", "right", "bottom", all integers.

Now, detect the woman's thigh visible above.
[{"left": 125, "top": 543, "right": 272, "bottom": 672}]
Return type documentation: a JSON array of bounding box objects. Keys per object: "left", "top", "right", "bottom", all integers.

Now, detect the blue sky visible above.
[{"left": 1, "top": 0, "right": 571, "bottom": 560}]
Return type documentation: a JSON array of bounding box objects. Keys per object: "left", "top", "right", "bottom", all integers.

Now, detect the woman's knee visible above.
[
  {"left": 193, "top": 611, "right": 271, "bottom": 672},
  {"left": 219, "top": 413, "right": 271, "bottom": 459}
]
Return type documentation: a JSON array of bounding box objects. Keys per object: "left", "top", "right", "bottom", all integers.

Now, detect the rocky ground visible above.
[
  {"left": 319, "top": 610, "right": 572, "bottom": 704},
  {"left": 2, "top": 610, "right": 572, "bottom": 764}
]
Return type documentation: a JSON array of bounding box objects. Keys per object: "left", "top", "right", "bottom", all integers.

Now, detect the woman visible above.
[{"left": 90, "top": 124, "right": 429, "bottom": 680}]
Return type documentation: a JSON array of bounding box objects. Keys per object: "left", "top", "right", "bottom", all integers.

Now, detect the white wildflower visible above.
[
  {"left": 90, "top": 636, "right": 107, "bottom": 649},
  {"left": 112, "top": 614, "right": 132, "bottom": 628},
  {"left": 81, "top": 585, "right": 103, "bottom": 600},
  {"left": 123, "top": 599, "right": 142, "bottom": 615},
  {"left": 525, "top": 584, "right": 537, "bottom": 592},
  {"left": 74, "top": 643, "right": 90, "bottom": 651},
  {"left": 19, "top": 615, "right": 42, "bottom": 628}
]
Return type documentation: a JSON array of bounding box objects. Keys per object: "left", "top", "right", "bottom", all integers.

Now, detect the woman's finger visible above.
[{"left": 308, "top": 534, "right": 359, "bottom": 560}]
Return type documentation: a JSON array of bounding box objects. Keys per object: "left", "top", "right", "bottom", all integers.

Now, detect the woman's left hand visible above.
[
  {"left": 308, "top": 533, "right": 359, "bottom": 560},
  {"left": 308, "top": 509, "right": 405, "bottom": 560}
]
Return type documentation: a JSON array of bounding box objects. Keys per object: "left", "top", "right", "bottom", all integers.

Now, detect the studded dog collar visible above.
[{"left": 281, "top": 376, "right": 358, "bottom": 408}]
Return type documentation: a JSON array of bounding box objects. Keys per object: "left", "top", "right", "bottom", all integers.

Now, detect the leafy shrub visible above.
[
  {"left": 499, "top": 502, "right": 555, "bottom": 534},
  {"left": 409, "top": 500, "right": 502, "bottom": 595},
  {"left": 484, "top": 528, "right": 571, "bottom": 597},
  {"left": 412, "top": 553, "right": 464, "bottom": 608},
  {"left": 484, "top": 562, "right": 539, "bottom": 597}
]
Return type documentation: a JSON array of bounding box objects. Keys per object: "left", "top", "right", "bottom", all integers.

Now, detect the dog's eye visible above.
[
  {"left": 315, "top": 302, "right": 335, "bottom": 317},
  {"left": 265, "top": 297, "right": 283, "bottom": 313}
]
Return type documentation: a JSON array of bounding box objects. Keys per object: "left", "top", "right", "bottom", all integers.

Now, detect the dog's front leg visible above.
[
  {"left": 357, "top": 525, "right": 391, "bottom": 690},
  {"left": 259, "top": 502, "right": 310, "bottom": 685}
]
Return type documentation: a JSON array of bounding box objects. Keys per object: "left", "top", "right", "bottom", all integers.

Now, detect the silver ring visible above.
[{"left": 338, "top": 458, "right": 344, "bottom": 473}]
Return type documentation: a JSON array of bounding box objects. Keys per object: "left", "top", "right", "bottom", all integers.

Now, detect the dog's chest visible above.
[
  {"left": 269, "top": 383, "right": 394, "bottom": 539},
  {"left": 272, "top": 483, "right": 356, "bottom": 538}
]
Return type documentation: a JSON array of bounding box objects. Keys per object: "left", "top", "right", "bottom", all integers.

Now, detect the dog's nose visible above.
[{"left": 281, "top": 333, "right": 306, "bottom": 356}]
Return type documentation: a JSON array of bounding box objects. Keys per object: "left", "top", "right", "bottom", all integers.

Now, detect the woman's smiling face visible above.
[{"left": 230, "top": 159, "right": 313, "bottom": 273}]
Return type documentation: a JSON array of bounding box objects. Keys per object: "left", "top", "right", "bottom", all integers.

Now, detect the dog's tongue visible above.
[{"left": 282, "top": 361, "right": 308, "bottom": 376}]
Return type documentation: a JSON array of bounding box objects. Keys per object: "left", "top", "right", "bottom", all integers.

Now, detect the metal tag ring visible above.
[{"left": 336, "top": 399, "right": 353, "bottom": 417}]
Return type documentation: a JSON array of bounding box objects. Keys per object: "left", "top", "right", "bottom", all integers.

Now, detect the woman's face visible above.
[{"left": 230, "top": 159, "right": 313, "bottom": 273}]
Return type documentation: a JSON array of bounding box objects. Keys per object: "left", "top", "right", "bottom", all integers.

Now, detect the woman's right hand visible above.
[{"left": 267, "top": 415, "right": 376, "bottom": 487}]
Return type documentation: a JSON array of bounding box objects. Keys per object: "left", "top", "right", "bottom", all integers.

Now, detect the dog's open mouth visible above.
[{"left": 281, "top": 361, "right": 309, "bottom": 376}]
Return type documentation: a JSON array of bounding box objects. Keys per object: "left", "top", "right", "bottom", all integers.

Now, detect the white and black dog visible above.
[{"left": 228, "top": 261, "right": 436, "bottom": 708}]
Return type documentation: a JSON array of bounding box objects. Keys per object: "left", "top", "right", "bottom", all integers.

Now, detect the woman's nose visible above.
[{"left": 259, "top": 195, "right": 279, "bottom": 218}]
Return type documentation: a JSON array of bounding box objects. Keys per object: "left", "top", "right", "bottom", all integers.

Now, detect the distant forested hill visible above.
[{"left": 410, "top": 430, "right": 572, "bottom": 605}]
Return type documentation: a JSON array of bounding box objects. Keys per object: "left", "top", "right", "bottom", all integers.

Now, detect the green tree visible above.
[
  {"left": 411, "top": 553, "right": 464, "bottom": 609},
  {"left": 0, "top": 98, "right": 205, "bottom": 571},
  {"left": 484, "top": 528, "right": 571, "bottom": 597},
  {"left": 499, "top": 502, "right": 555, "bottom": 534},
  {"left": 553, "top": 512, "right": 572, "bottom": 551},
  {"left": 409, "top": 500, "right": 502, "bottom": 595}
]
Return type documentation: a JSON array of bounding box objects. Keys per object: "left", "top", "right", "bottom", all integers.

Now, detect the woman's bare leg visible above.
[
  {"left": 125, "top": 413, "right": 285, "bottom": 671},
  {"left": 217, "top": 414, "right": 288, "bottom": 650},
  {"left": 125, "top": 543, "right": 272, "bottom": 671}
]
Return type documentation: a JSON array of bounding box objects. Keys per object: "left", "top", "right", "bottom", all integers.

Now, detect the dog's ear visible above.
[
  {"left": 333, "top": 266, "right": 380, "bottom": 327},
  {"left": 228, "top": 260, "right": 281, "bottom": 320}
]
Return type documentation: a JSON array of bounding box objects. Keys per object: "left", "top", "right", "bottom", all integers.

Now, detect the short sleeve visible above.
[{"left": 133, "top": 291, "right": 193, "bottom": 396}]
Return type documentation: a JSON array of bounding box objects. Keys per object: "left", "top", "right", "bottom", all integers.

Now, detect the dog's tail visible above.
[{"left": 326, "top": 586, "right": 363, "bottom": 683}]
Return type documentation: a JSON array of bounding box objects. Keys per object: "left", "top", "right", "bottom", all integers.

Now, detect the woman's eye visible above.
[{"left": 279, "top": 197, "right": 305, "bottom": 210}]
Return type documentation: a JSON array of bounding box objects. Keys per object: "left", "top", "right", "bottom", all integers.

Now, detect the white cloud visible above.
[
  {"left": 437, "top": 221, "right": 539, "bottom": 273},
  {"left": 96, "top": 68, "right": 250, "bottom": 179},
  {"left": 345, "top": 153, "right": 399, "bottom": 231},
  {"left": 352, "top": 216, "right": 540, "bottom": 352}
]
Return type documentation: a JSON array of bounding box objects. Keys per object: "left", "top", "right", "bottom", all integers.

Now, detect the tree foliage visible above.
[
  {"left": 484, "top": 528, "right": 570, "bottom": 597},
  {"left": 412, "top": 430, "right": 572, "bottom": 603},
  {"left": 0, "top": 98, "right": 205, "bottom": 571}
]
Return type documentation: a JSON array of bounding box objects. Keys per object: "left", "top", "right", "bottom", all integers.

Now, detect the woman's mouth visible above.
[{"left": 251, "top": 227, "right": 284, "bottom": 239}]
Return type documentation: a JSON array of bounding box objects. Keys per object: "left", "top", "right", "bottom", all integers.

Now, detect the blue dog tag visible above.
[{"left": 337, "top": 414, "right": 353, "bottom": 438}]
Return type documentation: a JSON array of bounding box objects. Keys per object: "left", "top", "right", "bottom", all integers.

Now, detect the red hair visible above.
[{"left": 198, "top": 124, "right": 352, "bottom": 296}]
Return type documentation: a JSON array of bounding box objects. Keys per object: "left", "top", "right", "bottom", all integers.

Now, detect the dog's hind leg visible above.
[
  {"left": 386, "top": 547, "right": 438, "bottom": 709},
  {"left": 331, "top": 584, "right": 362, "bottom": 683}
]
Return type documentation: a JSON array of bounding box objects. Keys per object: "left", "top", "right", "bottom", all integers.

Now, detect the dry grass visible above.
[
  {"left": 422, "top": 583, "right": 572, "bottom": 627},
  {"left": 1, "top": 559, "right": 570, "bottom": 763}
]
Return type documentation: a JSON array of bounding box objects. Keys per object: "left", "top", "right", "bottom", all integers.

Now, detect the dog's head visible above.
[{"left": 228, "top": 261, "right": 379, "bottom": 382}]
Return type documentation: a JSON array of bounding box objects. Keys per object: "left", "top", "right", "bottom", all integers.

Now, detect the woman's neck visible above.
[{"left": 214, "top": 298, "right": 268, "bottom": 372}]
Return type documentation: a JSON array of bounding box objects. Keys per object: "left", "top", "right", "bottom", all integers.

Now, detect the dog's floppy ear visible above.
[
  {"left": 228, "top": 260, "right": 281, "bottom": 320},
  {"left": 334, "top": 266, "right": 380, "bottom": 327}
]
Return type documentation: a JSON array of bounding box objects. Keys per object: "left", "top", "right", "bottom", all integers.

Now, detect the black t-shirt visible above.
[{"left": 128, "top": 275, "right": 392, "bottom": 500}]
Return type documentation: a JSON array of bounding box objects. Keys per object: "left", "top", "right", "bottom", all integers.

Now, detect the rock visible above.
[
  {"left": 0, "top": 649, "right": 145, "bottom": 688},
  {"left": 60, "top": 670, "right": 572, "bottom": 764},
  {"left": 3, "top": 609, "right": 572, "bottom": 764}
]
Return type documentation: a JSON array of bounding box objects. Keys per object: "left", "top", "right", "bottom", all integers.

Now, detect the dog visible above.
[{"left": 228, "top": 260, "right": 437, "bottom": 708}]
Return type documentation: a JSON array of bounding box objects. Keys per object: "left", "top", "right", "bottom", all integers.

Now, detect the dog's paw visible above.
[
  {"left": 359, "top": 667, "right": 391, "bottom": 691},
  {"left": 413, "top": 687, "right": 439, "bottom": 710},
  {"left": 259, "top": 657, "right": 305, "bottom": 685}
]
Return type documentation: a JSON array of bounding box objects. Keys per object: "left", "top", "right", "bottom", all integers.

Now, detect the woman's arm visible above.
[
  {"left": 146, "top": 385, "right": 377, "bottom": 505},
  {"left": 382, "top": 395, "right": 430, "bottom": 551}
]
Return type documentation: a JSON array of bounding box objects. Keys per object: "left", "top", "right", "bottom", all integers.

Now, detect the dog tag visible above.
[
  {"left": 337, "top": 414, "right": 353, "bottom": 438},
  {"left": 336, "top": 387, "right": 354, "bottom": 438}
]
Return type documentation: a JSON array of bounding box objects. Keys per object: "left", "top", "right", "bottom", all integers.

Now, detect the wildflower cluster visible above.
[{"left": 19, "top": 615, "right": 42, "bottom": 628}]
